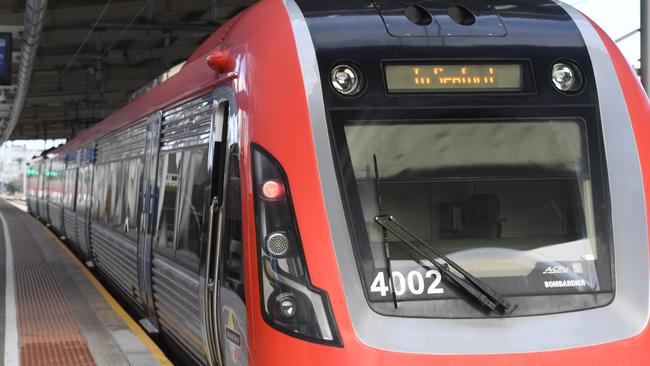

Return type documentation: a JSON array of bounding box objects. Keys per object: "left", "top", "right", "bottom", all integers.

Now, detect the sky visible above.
[{"left": 565, "top": 0, "right": 641, "bottom": 69}]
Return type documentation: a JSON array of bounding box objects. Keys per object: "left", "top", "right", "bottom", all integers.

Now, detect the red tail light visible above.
[{"left": 261, "top": 180, "right": 285, "bottom": 200}]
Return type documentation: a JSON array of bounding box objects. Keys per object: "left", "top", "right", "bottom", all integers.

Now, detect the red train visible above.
[{"left": 25, "top": 0, "right": 650, "bottom": 365}]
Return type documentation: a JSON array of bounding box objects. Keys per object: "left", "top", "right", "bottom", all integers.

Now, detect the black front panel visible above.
[
  {"left": 296, "top": 0, "right": 613, "bottom": 318},
  {"left": 297, "top": 0, "right": 598, "bottom": 109}
]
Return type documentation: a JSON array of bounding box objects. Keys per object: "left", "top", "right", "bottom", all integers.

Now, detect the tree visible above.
[{"left": 6, "top": 175, "right": 23, "bottom": 194}]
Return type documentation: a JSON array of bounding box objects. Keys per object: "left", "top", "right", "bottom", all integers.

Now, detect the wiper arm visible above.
[
  {"left": 374, "top": 214, "right": 516, "bottom": 314},
  {"left": 373, "top": 154, "right": 399, "bottom": 309}
]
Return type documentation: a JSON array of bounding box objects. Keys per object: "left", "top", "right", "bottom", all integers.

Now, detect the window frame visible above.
[
  {"left": 153, "top": 147, "right": 211, "bottom": 271},
  {"left": 329, "top": 106, "right": 614, "bottom": 318}
]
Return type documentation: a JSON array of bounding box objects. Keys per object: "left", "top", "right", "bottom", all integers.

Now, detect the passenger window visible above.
[
  {"left": 84, "top": 167, "right": 93, "bottom": 213},
  {"left": 155, "top": 152, "right": 181, "bottom": 257},
  {"left": 84, "top": 167, "right": 92, "bottom": 210},
  {"left": 176, "top": 147, "right": 210, "bottom": 269},
  {"left": 106, "top": 168, "right": 113, "bottom": 221},
  {"left": 93, "top": 165, "right": 108, "bottom": 221},
  {"left": 111, "top": 161, "right": 125, "bottom": 228},
  {"left": 220, "top": 146, "right": 245, "bottom": 302},
  {"left": 123, "top": 159, "right": 143, "bottom": 239},
  {"left": 81, "top": 168, "right": 90, "bottom": 213},
  {"left": 75, "top": 169, "right": 82, "bottom": 210},
  {"left": 154, "top": 148, "right": 209, "bottom": 271},
  {"left": 63, "top": 169, "right": 76, "bottom": 209},
  {"left": 105, "top": 162, "right": 118, "bottom": 225}
]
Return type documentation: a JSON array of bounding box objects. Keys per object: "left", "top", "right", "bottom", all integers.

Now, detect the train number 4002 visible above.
[{"left": 370, "top": 270, "right": 444, "bottom": 297}]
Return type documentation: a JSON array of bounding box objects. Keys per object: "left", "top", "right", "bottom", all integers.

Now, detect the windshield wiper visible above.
[
  {"left": 374, "top": 214, "right": 515, "bottom": 314},
  {"left": 373, "top": 154, "right": 399, "bottom": 309},
  {"left": 371, "top": 153, "right": 514, "bottom": 314}
]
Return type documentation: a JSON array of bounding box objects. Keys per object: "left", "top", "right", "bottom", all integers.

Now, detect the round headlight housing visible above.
[
  {"left": 331, "top": 64, "right": 363, "bottom": 96},
  {"left": 277, "top": 293, "right": 297, "bottom": 318},
  {"left": 551, "top": 62, "right": 583, "bottom": 93}
]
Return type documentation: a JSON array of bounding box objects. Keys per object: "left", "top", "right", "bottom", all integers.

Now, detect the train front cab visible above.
[
  {"left": 18, "top": 0, "right": 650, "bottom": 365},
  {"left": 230, "top": 1, "right": 650, "bottom": 365}
]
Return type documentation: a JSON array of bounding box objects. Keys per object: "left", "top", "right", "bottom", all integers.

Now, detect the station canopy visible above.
[{"left": 1, "top": 0, "right": 254, "bottom": 140}]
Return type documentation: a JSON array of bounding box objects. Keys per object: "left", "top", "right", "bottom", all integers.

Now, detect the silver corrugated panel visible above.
[
  {"left": 152, "top": 257, "right": 206, "bottom": 364},
  {"left": 76, "top": 215, "right": 90, "bottom": 258},
  {"left": 39, "top": 199, "right": 48, "bottom": 222},
  {"left": 90, "top": 223, "right": 143, "bottom": 308},
  {"left": 96, "top": 122, "right": 147, "bottom": 164},
  {"left": 28, "top": 198, "right": 38, "bottom": 215},
  {"left": 63, "top": 208, "right": 77, "bottom": 246},
  {"left": 160, "top": 94, "right": 213, "bottom": 152},
  {"left": 48, "top": 202, "right": 63, "bottom": 233}
]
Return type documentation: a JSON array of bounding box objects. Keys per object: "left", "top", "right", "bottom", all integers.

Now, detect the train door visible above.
[
  {"left": 40, "top": 160, "right": 51, "bottom": 223},
  {"left": 203, "top": 85, "right": 247, "bottom": 366},
  {"left": 150, "top": 94, "right": 215, "bottom": 363},
  {"left": 77, "top": 146, "right": 95, "bottom": 261},
  {"left": 138, "top": 112, "right": 162, "bottom": 333},
  {"left": 50, "top": 157, "right": 65, "bottom": 233},
  {"left": 62, "top": 153, "right": 79, "bottom": 245}
]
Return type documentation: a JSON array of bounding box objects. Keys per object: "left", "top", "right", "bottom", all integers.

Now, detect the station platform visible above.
[{"left": 0, "top": 198, "right": 172, "bottom": 366}]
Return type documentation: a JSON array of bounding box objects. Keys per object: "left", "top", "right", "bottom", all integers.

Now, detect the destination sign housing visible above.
[{"left": 385, "top": 63, "right": 523, "bottom": 92}]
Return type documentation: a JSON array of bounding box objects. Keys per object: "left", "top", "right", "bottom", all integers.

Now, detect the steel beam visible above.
[
  {"left": 0, "top": 0, "right": 48, "bottom": 145},
  {"left": 95, "top": 21, "right": 218, "bottom": 32},
  {"left": 0, "top": 25, "right": 23, "bottom": 39}
]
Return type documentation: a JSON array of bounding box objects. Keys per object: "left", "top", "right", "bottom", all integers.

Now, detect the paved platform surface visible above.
[{"left": 0, "top": 198, "right": 171, "bottom": 366}]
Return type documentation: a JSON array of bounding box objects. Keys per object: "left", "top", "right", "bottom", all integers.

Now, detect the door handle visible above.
[
  {"left": 212, "top": 203, "right": 226, "bottom": 366},
  {"left": 203, "top": 196, "right": 220, "bottom": 365}
]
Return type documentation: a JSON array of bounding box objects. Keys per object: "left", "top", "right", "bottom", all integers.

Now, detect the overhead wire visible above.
[
  {"left": 62, "top": 0, "right": 113, "bottom": 74},
  {"left": 615, "top": 28, "right": 640, "bottom": 43},
  {"left": 91, "top": 0, "right": 154, "bottom": 71},
  {"left": 204, "top": 0, "right": 219, "bottom": 13}
]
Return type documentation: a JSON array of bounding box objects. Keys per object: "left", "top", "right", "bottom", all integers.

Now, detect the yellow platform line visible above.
[{"left": 33, "top": 215, "right": 174, "bottom": 366}]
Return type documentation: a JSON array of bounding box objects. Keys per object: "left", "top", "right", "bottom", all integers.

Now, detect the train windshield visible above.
[{"left": 332, "top": 117, "right": 613, "bottom": 317}]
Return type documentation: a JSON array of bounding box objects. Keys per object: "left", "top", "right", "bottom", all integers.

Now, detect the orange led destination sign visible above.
[{"left": 385, "top": 64, "right": 523, "bottom": 92}]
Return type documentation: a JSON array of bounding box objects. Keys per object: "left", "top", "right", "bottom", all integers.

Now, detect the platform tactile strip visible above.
[{"left": 11, "top": 220, "right": 96, "bottom": 366}]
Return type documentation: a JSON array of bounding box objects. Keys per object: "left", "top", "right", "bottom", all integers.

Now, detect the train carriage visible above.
[{"left": 29, "top": 0, "right": 650, "bottom": 365}]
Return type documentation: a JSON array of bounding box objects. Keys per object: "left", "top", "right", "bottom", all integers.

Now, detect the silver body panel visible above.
[
  {"left": 152, "top": 256, "right": 205, "bottom": 363},
  {"left": 91, "top": 222, "right": 143, "bottom": 308},
  {"left": 63, "top": 207, "right": 77, "bottom": 246}
]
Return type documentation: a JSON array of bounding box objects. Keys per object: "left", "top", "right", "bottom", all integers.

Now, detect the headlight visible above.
[{"left": 252, "top": 144, "right": 341, "bottom": 346}]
